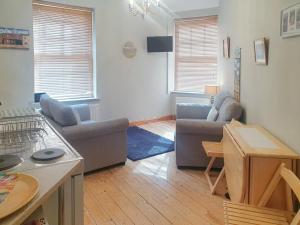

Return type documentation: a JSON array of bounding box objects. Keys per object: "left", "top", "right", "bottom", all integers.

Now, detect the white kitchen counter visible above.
[{"left": 0, "top": 121, "right": 84, "bottom": 225}]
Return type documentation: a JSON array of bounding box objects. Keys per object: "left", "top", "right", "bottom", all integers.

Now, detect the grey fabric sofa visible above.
[
  {"left": 175, "top": 92, "right": 243, "bottom": 168},
  {"left": 39, "top": 94, "right": 129, "bottom": 173}
]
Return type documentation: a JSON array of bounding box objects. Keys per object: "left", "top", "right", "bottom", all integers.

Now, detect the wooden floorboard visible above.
[{"left": 84, "top": 120, "right": 225, "bottom": 225}]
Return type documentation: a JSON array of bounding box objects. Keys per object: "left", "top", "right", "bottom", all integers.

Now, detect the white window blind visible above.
[
  {"left": 33, "top": 1, "right": 94, "bottom": 101},
  {"left": 175, "top": 16, "right": 218, "bottom": 93}
]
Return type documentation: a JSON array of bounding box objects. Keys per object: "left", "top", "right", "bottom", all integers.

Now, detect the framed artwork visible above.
[
  {"left": 223, "top": 37, "right": 230, "bottom": 58},
  {"left": 0, "top": 27, "right": 30, "bottom": 49},
  {"left": 281, "top": 3, "right": 300, "bottom": 38},
  {"left": 254, "top": 38, "right": 268, "bottom": 65}
]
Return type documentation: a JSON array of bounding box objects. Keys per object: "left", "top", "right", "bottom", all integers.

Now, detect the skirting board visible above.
[{"left": 129, "top": 115, "right": 175, "bottom": 126}]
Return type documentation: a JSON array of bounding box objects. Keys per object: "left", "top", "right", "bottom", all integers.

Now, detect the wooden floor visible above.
[{"left": 84, "top": 120, "right": 226, "bottom": 225}]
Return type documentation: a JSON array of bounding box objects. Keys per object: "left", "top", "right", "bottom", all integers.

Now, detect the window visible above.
[
  {"left": 175, "top": 16, "right": 218, "bottom": 93},
  {"left": 33, "top": 1, "right": 94, "bottom": 101}
]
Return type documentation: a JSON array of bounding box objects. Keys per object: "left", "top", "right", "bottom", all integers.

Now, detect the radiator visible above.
[
  {"left": 172, "top": 95, "right": 210, "bottom": 115},
  {"left": 89, "top": 103, "right": 100, "bottom": 121},
  {"left": 175, "top": 96, "right": 209, "bottom": 105}
]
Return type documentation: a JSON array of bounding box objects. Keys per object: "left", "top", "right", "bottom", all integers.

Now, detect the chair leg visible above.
[
  {"left": 204, "top": 157, "right": 216, "bottom": 176},
  {"left": 204, "top": 157, "right": 225, "bottom": 194},
  {"left": 211, "top": 167, "right": 225, "bottom": 194}
]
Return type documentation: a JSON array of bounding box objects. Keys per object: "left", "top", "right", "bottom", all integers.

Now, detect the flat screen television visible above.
[{"left": 147, "top": 36, "right": 173, "bottom": 53}]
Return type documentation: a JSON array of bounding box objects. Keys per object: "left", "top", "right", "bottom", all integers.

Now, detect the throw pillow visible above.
[
  {"left": 213, "top": 91, "right": 231, "bottom": 110},
  {"left": 217, "top": 98, "right": 242, "bottom": 122},
  {"left": 207, "top": 106, "right": 219, "bottom": 121}
]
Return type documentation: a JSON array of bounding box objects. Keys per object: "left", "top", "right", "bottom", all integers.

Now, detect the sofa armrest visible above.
[
  {"left": 176, "top": 119, "right": 226, "bottom": 136},
  {"left": 62, "top": 118, "right": 129, "bottom": 141},
  {"left": 71, "top": 104, "right": 91, "bottom": 121},
  {"left": 176, "top": 103, "right": 212, "bottom": 120}
]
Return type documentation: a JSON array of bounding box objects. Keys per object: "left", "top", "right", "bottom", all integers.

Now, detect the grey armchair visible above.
[
  {"left": 39, "top": 94, "right": 129, "bottom": 173},
  {"left": 175, "top": 92, "right": 242, "bottom": 168}
]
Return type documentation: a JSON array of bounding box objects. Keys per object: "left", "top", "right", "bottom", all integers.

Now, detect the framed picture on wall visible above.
[
  {"left": 254, "top": 38, "right": 268, "bottom": 65},
  {"left": 223, "top": 37, "right": 230, "bottom": 58},
  {"left": 0, "top": 27, "right": 30, "bottom": 49},
  {"left": 281, "top": 3, "right": 300, "bottom": 38}
]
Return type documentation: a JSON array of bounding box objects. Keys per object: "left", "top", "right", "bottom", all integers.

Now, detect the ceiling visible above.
[{"left": 161, "top": 0, "right": 219, "bottom": 12}]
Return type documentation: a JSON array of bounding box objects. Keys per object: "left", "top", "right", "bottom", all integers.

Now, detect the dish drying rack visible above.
[{"left": 0, "top": 108, "right": 47, "bottom": 154}]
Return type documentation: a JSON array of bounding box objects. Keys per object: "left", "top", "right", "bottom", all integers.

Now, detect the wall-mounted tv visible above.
[{"left": 147, "top": 36, "right": 173, "bottom": 53}]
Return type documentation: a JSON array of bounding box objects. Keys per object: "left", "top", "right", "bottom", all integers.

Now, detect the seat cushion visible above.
[
  {"left": 213, "top": 91, "right": 231, "bottom": 110},
  {"left": 48, "top": 99, "right": 78, "bottom": 127},
  {"left": 217, "top": 98, "right": 242, "bottom": 122}
]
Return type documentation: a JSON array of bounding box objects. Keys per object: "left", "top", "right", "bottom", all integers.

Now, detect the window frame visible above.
[
  {"left": 173, "top": 15, "right": 219, "bottom": 94},
  {"left": 32, "top": 0, "right": 97, "bottom": 102}
]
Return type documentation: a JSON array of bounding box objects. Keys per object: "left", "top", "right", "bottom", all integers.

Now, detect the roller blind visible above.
[
  {"left": 33, "top": 1, "right": 94, "bottom": 101},
  {"left": 175, "top": 16, "right": 218, "bottom": 93}
]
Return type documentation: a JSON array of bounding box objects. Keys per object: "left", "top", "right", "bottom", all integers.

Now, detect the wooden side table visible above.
[{"left": 202, "top": 141, "right": 225, "bottom": 194}]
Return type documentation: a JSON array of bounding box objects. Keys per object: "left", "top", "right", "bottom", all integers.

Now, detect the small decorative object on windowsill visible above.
[{"left": 205, "top": 85, "right": 220, "bottom": 104}]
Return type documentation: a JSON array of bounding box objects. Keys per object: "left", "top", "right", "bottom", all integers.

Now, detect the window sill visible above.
[
  {"left": 60, "top": 98, "right": 100, "bottom": 105},
  {"left": 170, "top": 91, "right": 209, "bottom": 97}
]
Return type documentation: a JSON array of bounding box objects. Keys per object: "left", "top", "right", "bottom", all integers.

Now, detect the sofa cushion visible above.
[
  {"left": 213, "top": 91, "right": 231, "bottom": 110},
  {"left": 176, "top": 119, "right": 226, "bottom": 136},
  {"left": 217, "top": 98, "right": 242, "bottom": 122},
  {"left": 62, "top": 118, "right": 129, "bottom": 140},
  {"left": 48, "top": 99, "right": 78, "bottom": 127},
  {"left": 40, "top": 94, "right": 52, "bottom": 118},
  {"left": 176, "top": 103, "right": 211, "bottom": 120},
  {"left": 207, "top": 106, "right": 218, "bottom": 121}
]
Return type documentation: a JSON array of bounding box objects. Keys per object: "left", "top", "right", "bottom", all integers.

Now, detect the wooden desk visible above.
[
  {"left": 202, "top": 141, "right": 225, "bottom": 194},
  {"left": 223, "top": 120, "right": 299, "bottom": 210}
]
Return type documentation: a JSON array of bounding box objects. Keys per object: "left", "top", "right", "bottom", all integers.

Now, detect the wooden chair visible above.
[
  {"left": 202, "top": 141, "right": 225, "bottom": 194},
  {"left": 224, "top": 163, "right": 300, "bottom": 225}
]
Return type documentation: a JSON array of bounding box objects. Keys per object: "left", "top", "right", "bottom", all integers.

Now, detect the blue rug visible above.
[{"left": 127, "top": 126, "right": 174, "bottom": 161}]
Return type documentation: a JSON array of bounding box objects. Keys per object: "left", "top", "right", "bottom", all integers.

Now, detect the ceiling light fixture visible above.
[{"left": 128, "top": 0, "right": 160, "bottom": 17}]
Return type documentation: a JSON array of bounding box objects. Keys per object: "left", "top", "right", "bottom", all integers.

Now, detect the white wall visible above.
[
  {"left": 162, "top": 0, "right": 219, "bottom": 13},
  {"left": 218, "top": 0, "right": 300, "bottom": 154},
  {"left": 173, "top": 7, "right": 219, "bottom": 19},
  {"left": 0, "top": 0, "right": 172, "bottom": 122},
  {"left": 0, "top": 0, "right": 34, "bottom": 109}
]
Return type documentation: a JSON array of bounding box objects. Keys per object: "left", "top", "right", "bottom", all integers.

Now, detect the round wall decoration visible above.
[{"left": 123, "top": 41, "right": 137, "bottom": 58}]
